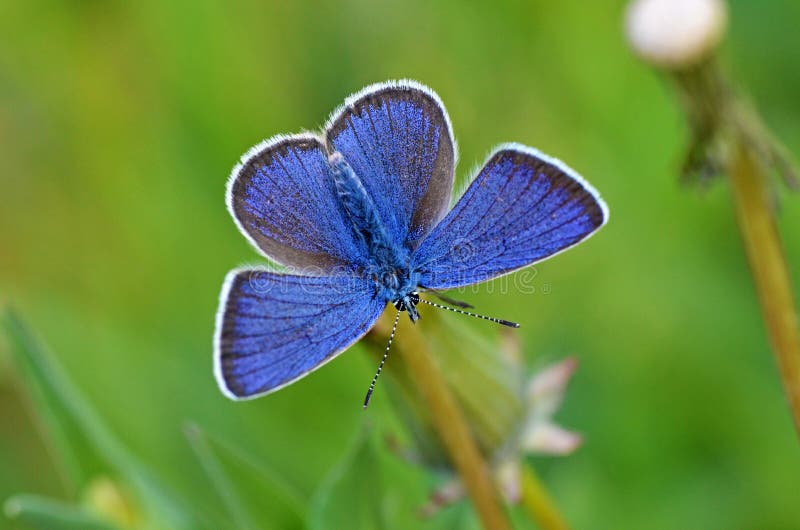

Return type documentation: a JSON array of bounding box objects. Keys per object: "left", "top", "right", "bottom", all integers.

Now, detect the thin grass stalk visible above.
[
  {"left": 380, "top": 312, "right": 512, "bottom": 530},
  {"left": 728, "top": 143, "right": 800, "bottom": 436},
  {"left": 520, "top": 465, "right": 570, "bottom": 530}
]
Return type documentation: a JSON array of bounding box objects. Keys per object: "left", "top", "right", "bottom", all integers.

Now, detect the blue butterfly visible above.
[{"left": 214, "top": 80, "right": 608, "bottom": 406}]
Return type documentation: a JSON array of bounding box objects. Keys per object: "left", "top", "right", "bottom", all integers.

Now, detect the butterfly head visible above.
[{"left": 392, "top": 291, "right": 420, "bottom": 322}]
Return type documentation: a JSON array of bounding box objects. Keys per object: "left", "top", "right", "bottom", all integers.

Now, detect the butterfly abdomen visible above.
[{"left": 328, "top": 152, "right": 385, "bottom": 244}]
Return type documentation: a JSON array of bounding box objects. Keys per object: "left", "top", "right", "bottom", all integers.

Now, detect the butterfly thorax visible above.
[{"left": 329, "top": 152, "right": 421, "bottom": 309}]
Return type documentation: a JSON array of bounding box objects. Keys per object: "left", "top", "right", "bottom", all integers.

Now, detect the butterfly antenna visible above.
[
  {"left": 363, "top": 309, "right": 401, "bottom": 409},
  {"left": 418, "top": 298, "right": 520, "bottom": 328}
]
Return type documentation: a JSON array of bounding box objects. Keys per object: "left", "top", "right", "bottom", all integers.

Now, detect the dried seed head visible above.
[{"left": 625, "top": 0, "right": 728, "bottom": 69}]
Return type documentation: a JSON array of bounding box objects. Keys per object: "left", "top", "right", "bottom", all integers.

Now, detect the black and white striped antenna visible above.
[
  {"left": 362, "top": 296, "right": 518, "bottom": 409},
  {"left": 363, "top": 309, "right": 401, "bottom": 409},
  {"left": 418, "top": 298, "right": 520, "bottom": 328}
]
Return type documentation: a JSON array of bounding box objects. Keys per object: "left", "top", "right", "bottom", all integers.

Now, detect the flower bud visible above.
[
  {"left": 366, "top": 310, "right": 581, "bottom": 514},
  {"left": 625, "top": 0, "right": 728, "bottom": 69},
  {"left": 83, "top": 476, "right": 140, "bottom": 527}
]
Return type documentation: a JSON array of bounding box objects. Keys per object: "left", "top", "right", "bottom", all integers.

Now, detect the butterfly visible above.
[{"left": 214, "top": 80, "right": 608, "bottom": 406}]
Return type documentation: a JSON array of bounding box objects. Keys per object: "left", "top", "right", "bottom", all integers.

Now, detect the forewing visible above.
[
  {"left": 228, "top": 134, "right": 368, "bottom": 272},
  {"left": 413, "top": 144, "right": 608, "bottom": 290},
  {"left": 325, "top": 80, "right": 456, "bottom": 249},
  {"left": 214, "top": 270, "right": 385, "bottom": 399}
]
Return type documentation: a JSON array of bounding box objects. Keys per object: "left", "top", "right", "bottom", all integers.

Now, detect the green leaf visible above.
[
  {"left": 0, "top": 309, "right": 105, "bottom": 489},
  {"left": 184, "top": 423, "right": 259, "bottom": 530},
  {"left": 0, "top": 308, "right": 197, "bottom": 530},
  {"left": 185, "top": 423, "right": 307, "bottom": 520},
  {"left": 307, "top": 424, "right": 388, "bottom": 530},
  {"left": 4, "top": 494, "right": 120, "bottom": 530}
]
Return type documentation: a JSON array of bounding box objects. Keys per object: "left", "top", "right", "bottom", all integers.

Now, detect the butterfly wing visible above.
[
  {"left": 412, "top": 144, "right": 608, "bottom": 290},
  {"left": 214, "top": 270, "right": 385, "bottom": 400},
  {"left": 228, "top": 134, "right": 368, "bottom": 272},
  {"left": 325, "top": 80, "right": 456, "bottom": 249}
]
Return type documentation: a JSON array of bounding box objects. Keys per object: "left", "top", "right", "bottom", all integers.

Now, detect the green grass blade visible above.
[
  {"left": 0, "top": 308, "right": 196, "bottom": 529},
  {"left": 197, "top": 426, "right": 307, "bottom": 518},
  {"left": 0, "top": 309, "right": 104, "bottom": 489},
  {"left": 4, "top": 494, "right": 120, "bottom": 530},
  {"left": 184, "top": 423, "right": 258, "bottom": 530},
  {"left": 307, "top": 423, "right": 387, "bottom": 530}
]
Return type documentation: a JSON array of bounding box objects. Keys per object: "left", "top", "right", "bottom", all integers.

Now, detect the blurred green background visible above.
[{"left": 2, "top": 0, "right": 800, "bottom": 528}]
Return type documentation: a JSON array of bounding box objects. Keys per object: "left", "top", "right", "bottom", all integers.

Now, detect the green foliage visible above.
[
  {"left": 0, "top": 309, "right": 196, "bottom": 530},
  {"left": 307, "top": 423, "right": 472, "bottom": 530},
  {"left": 5, "top": 494, "right": 120, "bottom": 530},
  {"left": 307, "top": 426, "right": 387, "bottom": 530},
  {"left": 185, "top": 423, "right": 307, "bottom": 530}
]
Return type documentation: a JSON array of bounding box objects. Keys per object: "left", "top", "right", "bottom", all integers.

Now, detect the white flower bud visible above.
[{"left": 626, "top": 0, "right": 728, "bottom": 69}]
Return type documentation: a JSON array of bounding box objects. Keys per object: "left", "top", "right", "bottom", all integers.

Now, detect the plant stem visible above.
[
  {"left": 667, "top": 57, "right": 800, "bottom": 439},
  {"left": 520, "top": 465, "right": 570, "bottom": 530},
  {"left": 728, "top": 143, "right": 800, "bottom": 437},
  {"left": 386, "top": 312, "right": 512, "bottom": 530}
]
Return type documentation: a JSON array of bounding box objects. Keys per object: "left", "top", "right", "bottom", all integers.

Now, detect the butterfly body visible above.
[
  {"left": 329, "top": 151, "right": 421, "bottom": 311},
  {"left": 215, "top": 80, "right": 608, "bottom": 401}
]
